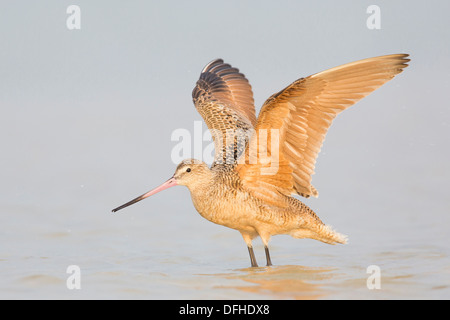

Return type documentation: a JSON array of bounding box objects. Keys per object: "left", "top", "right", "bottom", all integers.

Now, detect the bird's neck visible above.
[{"left": 185, "top": 169, "right": 216, "bottom": 195}]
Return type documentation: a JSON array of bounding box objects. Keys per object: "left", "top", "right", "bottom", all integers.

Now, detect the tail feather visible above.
[
  {"left": 291, "top": 224, "right": 348, "bottom": 245},
  {"left": 317, "top": 224, "right": 348, "bottom": 245}
]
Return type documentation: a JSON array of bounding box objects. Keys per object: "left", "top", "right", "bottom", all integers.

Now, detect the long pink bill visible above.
[{"left": 112, "top": 177, "right": 177, "bottom": 213}]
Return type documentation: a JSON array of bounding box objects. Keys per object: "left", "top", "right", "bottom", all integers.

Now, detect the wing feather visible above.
[
  {"left": 193, "top": 59, "right": 256, "bottom": 165},
  {"left": 237, "top": 54, "right": 410, "bottom": 201}
]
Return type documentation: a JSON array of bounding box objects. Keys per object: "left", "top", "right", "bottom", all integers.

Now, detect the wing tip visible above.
[
  {"left": 382, "top": 53, "right": 411, "bottom": 68},
  {"left": 396, "top": 53, "right": 410, "bottom": 64},
  {"left": 202, "top": 58, "right": 224, "bottom": 73}
]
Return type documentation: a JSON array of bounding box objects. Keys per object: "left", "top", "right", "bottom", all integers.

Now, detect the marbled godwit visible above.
[{"left": 113, "top": 54, "right": 410, "bottom": 267}]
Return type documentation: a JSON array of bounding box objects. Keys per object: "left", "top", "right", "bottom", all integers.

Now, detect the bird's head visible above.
[
  {"left": 112, "top": 158, "right": 210, "bottom": 213},
  {"left": 172, "top": 158, "right": 211, "bottom": 187}
]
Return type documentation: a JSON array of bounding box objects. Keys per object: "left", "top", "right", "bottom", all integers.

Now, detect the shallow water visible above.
[{"left": 1, "top": 197, "right": 449, "bottom": 300}]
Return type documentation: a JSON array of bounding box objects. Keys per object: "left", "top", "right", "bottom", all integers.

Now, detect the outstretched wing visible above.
[
  {"left": 193, "top": 59, "right": 256, "bottom": 165},
  {"left": 237, "top": 54, "right": 410, "bottom": 203}
]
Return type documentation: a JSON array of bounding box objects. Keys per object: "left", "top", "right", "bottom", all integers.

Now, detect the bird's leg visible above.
[
  {"left": 247, "top": 246, "right": 258, "bottom": 268},
  {"left": 264, "top": 246, "right": 273, "bottom": 266},
  {"left": 259, "top": 233, "right": 273, "bottom": 266},
  {"left": 241, "top": 232, "right": 258, "bottom": 267}
]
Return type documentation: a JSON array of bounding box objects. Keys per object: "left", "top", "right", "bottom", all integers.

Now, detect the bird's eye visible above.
[{"left": 186, "top": 168, "right": 191, "bottom": 173}]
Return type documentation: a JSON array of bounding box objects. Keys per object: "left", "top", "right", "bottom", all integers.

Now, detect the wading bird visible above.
[{"left": 113, "top": 54, "right": 409, "bottom": 267}]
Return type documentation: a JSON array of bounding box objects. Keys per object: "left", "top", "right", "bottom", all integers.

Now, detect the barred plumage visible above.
[{"left": 113, "top": 54, "right": 410, "bottom": 267}]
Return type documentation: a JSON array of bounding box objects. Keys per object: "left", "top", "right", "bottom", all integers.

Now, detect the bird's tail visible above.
[
  {"left": 291, "top": 224, "right": 348, "bottom": 245},
  {"left": 316, "top": 224, "right": 348, "bottom": 245}
]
